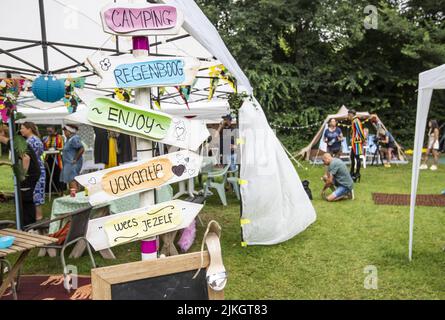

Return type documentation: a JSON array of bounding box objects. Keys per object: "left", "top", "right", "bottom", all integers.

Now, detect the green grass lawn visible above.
[{"left": 1, "top": 159, "right": 445, "bottom": 299}]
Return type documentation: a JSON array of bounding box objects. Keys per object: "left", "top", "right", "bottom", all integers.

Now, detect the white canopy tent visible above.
[
  {"left": 1, "top": 0, "right": 316, "bottom": 245},
  {"left": 409, "top": 64, "right": 445, "bottom": 260}
]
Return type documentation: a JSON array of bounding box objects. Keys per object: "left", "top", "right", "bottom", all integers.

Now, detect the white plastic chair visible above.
[{"left": 203, "top": 164, "right": 230, "bottom": 206}]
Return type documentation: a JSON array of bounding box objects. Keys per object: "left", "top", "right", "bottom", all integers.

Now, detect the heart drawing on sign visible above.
[
  {"left": 88, "top": 177, "right": 97, "bottom": 185},
  {"left": 172, "top": 165, "right": 186, "bottom": 176},
  {"left": 188, "top": 169, "right": 196, "bottom": 176}
]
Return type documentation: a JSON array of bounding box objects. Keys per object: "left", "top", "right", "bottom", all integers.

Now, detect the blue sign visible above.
[{"left": 113, "top": 59, "right": 185, "bottom": 87}]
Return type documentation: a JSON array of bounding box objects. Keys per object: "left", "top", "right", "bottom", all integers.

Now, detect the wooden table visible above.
[{"left": 0, "top": 228, "right": 57, "bottom": 299}]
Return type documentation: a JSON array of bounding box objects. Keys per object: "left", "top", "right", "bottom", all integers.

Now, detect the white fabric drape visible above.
[
  {"left": 239, "top": 98, "right": 316, "bottom": 245},
  {"left": 409, "top": 64, "right": 445, "bottom": 260}
]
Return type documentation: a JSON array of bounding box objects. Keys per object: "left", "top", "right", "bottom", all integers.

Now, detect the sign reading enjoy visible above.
[
  {"left": 75, "top": 150, "right": 202, "bottom": 206},
  {"left": 100, "top": 3, "right": 184, "bottom": 36},
  {"left": 86, "top": 200, "right": 204, "bottom": 251},
  {"left": 88, "top": 96, "right": 172, "bottom": 141},
  {"left": 67, "top": 90, "right": 210, "bottom": 151},
  {"left": 87, "top": 53, "right": 199, "bottom": 89}
]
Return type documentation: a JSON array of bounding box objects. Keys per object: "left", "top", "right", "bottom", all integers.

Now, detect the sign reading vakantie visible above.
[
  {"left": 87, "top": 53, "right": 199, "bottom": 89},
  {"left": 66, "top": 90, "right": 209, "bottom": 151},
  {"left": 75, "top": 150, "right": 202, "bottom": 206},
  {"left": 86, "top": 200, "right": 204, "bottom": 251},
  {"left": 100, "top": 3, "right": 184, "bottom": 36}
]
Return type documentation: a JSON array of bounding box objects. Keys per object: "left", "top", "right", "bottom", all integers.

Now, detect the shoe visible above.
[
  {"left": 193, "top": 221, "right": 227, "bottom": 292},
  {"left": 384, "top": 163, "right": 391, "bottom": 168},
  {"left": 346, "top": 190, "right": 355, "bottom": 200},
  {"left": 353, "top": 173, "right": 361, "bottom": 183},
  {"left": 430, "top": 165, "right": 438, "bottom": 171},
  {"left": 419, "top": 164, "right": 428, "bottom": 170}
]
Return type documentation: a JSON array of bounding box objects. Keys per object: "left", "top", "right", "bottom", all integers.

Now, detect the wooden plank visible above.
[
  {"left": 93, "top": 251, "right": 210, "bottom": 285},
  {"left": 0, "top": 248, "right": 16, "bottom": 257},
  {"left": 0, "top": 230, "right": 48, "bottom": 246},
  {"left": 91, "top": 271, "right": 112, "bottom": 300},
  {"left": 2, "top": 229, "right": 57, "bottom": 244}
]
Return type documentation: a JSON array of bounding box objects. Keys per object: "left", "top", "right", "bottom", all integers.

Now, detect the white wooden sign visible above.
[
  {"left": 100, "top": 3, "right": 184, "bottom": 36},
  {"left": 75, "top": 150, "right": 202, "bottom": 206},
  {"left": 87, "top": 53, "right": 200, "bottom": 89},
  {"left": 66, "top": 90, "right": 209, "bottom": 151},
  {"left": 86, "top": 200, "right": 203, "bottom": 251}
]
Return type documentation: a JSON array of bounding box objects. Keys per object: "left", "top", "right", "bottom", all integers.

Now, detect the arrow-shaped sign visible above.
[
  {"left": 87, "top": 53, "right": 200, "bottom": 89},
  {"left": 100, "top": 3, "right": 184, "bottom": 36},
  {"left": 75, "top": 150, "right": 202, "bottom": 206},
  {"left": 86, "top": 199, "right": 203, "bottom": 251},
  {"left": 66, "top": 90, "right": 209, "bottom": 151}
]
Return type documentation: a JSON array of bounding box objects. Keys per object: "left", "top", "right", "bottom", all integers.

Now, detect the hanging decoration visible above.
[
  {"left": 63, "top": 77, "right": 85, "bottom": 113},
  {"left": 0, "top": 78, "right": 23, "bottom": 123},
  {"left": 151, "top": 87, "right": 166, "bottom": 110},
  {"left": 114, "top": 88, "right": 132, "bottom": 102},
  {"left": 32, "top": 75, "right": 65, "bottom": 103},
  {"left": 208, "top": 64, "right": 237, "bottom": 100}
]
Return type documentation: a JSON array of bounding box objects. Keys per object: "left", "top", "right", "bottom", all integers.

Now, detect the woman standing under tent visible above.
[
  {"left": 348, "top": 109, "right": 366, "bottom": 182},
  {"left": 61, "top": 124, "right": 84, "bottom": 195},
  {"left": 420, "top": 119, "right": 440, "bottom": 171},
  {"left": 323, "top": 118, "right": 344, "bottom": 158},
  {"left": 0, "top": 125, "right": 41, "bottom": 227},
  {"left": 20, "top": 122, "right": 46, "bottom": 221}
]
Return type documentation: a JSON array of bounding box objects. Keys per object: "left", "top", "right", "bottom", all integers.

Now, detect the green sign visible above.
[{"left": 87, "top": 97, "right": 172, "bottom": 141}]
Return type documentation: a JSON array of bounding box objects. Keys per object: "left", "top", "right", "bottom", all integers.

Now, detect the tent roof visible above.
[{"left": 0, "top": 0, "right": 252, "bottom": 106}]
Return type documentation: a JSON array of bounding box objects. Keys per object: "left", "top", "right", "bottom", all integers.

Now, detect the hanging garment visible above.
[{"left": 93, "top": 127, "right": 109, "bottom": 164}]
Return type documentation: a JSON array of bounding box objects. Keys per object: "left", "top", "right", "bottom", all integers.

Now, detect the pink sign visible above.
[{"left": 103, "top": 5, "right": 178, "bottom": 34}]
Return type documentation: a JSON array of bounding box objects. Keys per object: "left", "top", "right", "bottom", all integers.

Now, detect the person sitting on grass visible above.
[{"left": 321, "top": 153, "right": 354, "bottom": 201}]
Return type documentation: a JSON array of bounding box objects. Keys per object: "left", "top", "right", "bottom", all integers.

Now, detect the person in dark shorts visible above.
[
  {"left": 378, "top": 128, "right": 396, "bottom": 168},
  {"left": 323, "top": 118, "right": 344, "bottom": 157}
]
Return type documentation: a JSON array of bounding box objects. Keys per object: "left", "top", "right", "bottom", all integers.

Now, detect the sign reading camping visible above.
[
  {"left": 67, "top": 90, "right": 210, "bottom": 151},
  {"left": 100, "top": 3, "right": 184, "bottom": 36},
  {"left": 104, "top": 203, "right": 182, "bottom": 247},
  {"left": 87, "top": 53, "right": 199, "bottom": 89},
  {"left": 75, "top": 150, "right": 202, "bottom": 206}
]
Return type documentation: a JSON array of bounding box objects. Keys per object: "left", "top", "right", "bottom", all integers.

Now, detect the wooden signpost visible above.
[
  {"left": 86, "top": 199, "right": 203, "bottom": 251},
  {"left": 66, "top": 90, "right": 209, "bottom": 151},
  {"left": 87, "top": 53, "right": 200, "bottom": 89},
  {"left": 75, "top": 150, "right": 202, "bottom": 206},
  {"left": 100, "top": 3, "right": 184, "bottom": 36}
]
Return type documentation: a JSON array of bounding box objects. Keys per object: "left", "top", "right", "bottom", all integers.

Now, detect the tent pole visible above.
[
  {"left": 8, "top": 112, "right": 23, "bottom": 230},
  {"left": 38, "top": 0, "right": 49, "bottom": 73}
]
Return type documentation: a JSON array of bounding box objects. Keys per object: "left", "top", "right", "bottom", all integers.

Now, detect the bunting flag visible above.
[{"left": 208, "top": 64, "right": 237, "bottom": 100}]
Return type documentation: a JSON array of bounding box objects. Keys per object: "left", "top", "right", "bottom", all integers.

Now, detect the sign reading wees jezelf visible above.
[
  {"left": 100, "top": 3, "right": 184, "bottom": 36},
  {"left": 75, "top": 150, "right": 202, "bottom": 206},
  {"left": 66, "top": 90, "right": 209, "bottom": 151},
  {"left": 104, "top": 203, "right": 181, "bottom": 247},
  {"left": 86, "top": 200, "right": 204, "bottom": 251},
  {"left": 87, "top": 53, "right": 199, "bottom": 89}
]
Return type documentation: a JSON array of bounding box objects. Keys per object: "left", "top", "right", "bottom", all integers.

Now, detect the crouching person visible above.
[{"left": 321, "top": 153, "right": 354, "bottom": 201}]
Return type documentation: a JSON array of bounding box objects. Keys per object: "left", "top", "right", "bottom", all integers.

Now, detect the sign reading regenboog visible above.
[
  {"left": 87, "top": 54, "right": 200, "bottom": 89},
  {"left": 100, "top": 3, "right": 184, "bottom": 36}
]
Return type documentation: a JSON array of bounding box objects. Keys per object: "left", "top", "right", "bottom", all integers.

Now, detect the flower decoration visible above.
[{"left": 100, "top": 58, "right": 111, "bottom": 71}]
